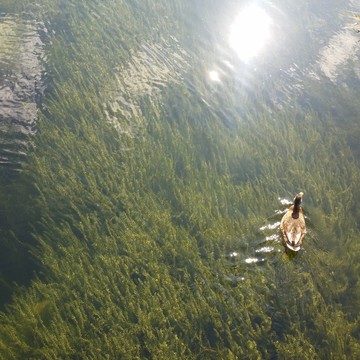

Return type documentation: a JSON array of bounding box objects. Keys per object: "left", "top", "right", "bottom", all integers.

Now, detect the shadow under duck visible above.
[{"left": 280, "top": 192, "right": 306, "bottom": 252}]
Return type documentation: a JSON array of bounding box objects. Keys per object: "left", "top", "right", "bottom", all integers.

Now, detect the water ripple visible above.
[
  {"left": 105, "top": 37, "right": 190, "bottom": 134},
  {"left": 0, "top": 14, "right": 45, "bottom": 174}
]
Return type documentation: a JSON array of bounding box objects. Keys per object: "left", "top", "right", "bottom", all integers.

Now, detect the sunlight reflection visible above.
[
  {"left": 245, "top": 257, "right": 265, "bottom": 264},
  {"left": 229, "top": 4, "right": 272, "bottom": 62},
  {"left": 255, "top": 246, "right": 280, "bottom": 253},
  {"left": 228, "top": 251, "right": 239, "bottom": 258},
  {"left": 209, "top": 70, "right": 221, "bottom": 82},
  {"left": 222, "top": 60, "right": 234, "bottom": 70},
  {"left": 278, "top": 197, "right": 292, "bottom": 205},
  {"left": 265, "top": 234, "right": 280, "bottom": 242},
  {"left": 259, "top": 221, "right": 281, "bottom": 231}
]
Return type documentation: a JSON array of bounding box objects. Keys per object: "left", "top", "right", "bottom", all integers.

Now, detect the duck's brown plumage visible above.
[{"left": 280, "top": 192, "right": 306, "bottom": 251}]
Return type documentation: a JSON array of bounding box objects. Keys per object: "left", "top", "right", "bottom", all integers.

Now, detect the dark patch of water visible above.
[{"left": 0, "top": 13, "right": 47, "bottom": 306}]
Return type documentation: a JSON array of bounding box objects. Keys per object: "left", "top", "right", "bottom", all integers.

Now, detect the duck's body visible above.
[{"left": 280, "top": 192, "right": 306, "bottom": 252}]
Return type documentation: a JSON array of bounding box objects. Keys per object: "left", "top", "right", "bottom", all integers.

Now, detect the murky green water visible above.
[{"left": 0, "top": 0, "right": 359, "bottom": 358}]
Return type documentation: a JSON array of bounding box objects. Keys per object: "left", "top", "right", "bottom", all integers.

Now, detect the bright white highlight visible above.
[
  {"left": 259, "top": 221, "right": 281, "bottom": 231},
  {"left": 256, "top": 246, "right": 277, "bottom": 253},
  {"left": 265, "top": 234, "right": 280, "bottom": 242},
  {"left": 278, "top": 197, "right": 292, "bottom": 205},
  {"left": 228, "top": 251, "right": 239, "bottom": 257},
  {"left": 245, "top": 257, "right": 264, "bottom": 264},
  {"left": 209, "top": 70, "right": 221, "bottom": 82},
  {"left": 229, "top": 5, "right": 272, "bottom": 62}
]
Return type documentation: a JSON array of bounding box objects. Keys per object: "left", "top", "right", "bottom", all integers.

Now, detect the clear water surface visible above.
[{"left": 0, "top": 0, "right": 359, "bottom": 358}]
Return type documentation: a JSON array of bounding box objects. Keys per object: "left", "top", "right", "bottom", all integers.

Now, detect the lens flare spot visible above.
[{"left": 209, "top": 70, "right": 221, "bottom": 82}]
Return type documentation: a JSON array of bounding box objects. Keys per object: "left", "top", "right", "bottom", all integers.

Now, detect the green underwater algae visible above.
[{"left": 0, "top": 0, "right": 360, "bottom": 358}]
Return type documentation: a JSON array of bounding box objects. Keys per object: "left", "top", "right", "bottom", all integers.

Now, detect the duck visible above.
[{"left": 280, "top": 192, "right": 306, "bottom": 252}]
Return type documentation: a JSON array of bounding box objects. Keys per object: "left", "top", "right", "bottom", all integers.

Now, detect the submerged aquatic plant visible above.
[{"left": 0, "top": 1, "right": 359, "bottom": 359}]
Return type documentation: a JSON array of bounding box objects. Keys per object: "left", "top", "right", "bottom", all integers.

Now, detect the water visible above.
[
  {"left": 0, "top": 13, "right": 44, "bottom": 176},
  {"left": 0, "top": 0, "right": 359, "bottom": 358}
]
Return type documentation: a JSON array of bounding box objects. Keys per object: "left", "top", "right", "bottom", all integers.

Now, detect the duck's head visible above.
[
  {"left": 291, "top": 192, "right": 303, "bottom": 219},
  {"left": 294, "top": 192, "right": 303, "bottom": 202}
]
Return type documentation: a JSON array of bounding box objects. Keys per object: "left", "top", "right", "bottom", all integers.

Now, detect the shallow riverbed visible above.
[{"left": 0, "top": 1, "right": 359, "bottom": 358}]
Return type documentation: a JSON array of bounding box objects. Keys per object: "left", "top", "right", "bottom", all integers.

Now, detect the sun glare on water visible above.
[{"left": 229, "top": 5, "right": 273, "bottom": 62}]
